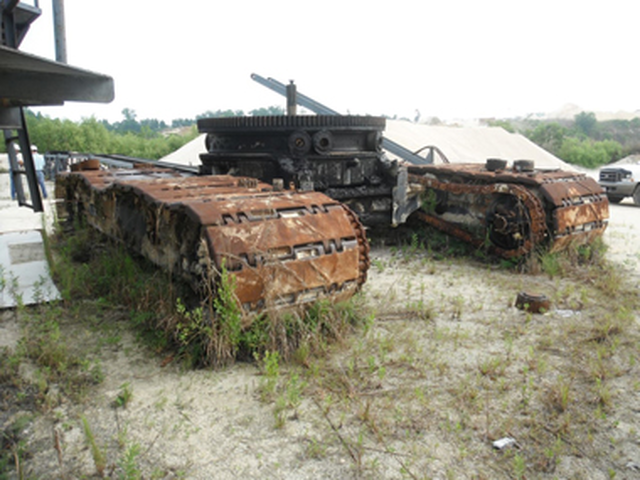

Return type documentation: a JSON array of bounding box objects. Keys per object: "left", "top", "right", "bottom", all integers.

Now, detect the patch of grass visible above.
[
  {"left": 114, "top": 382, "right": 133, "bottom": 409},
  {"left": 118, "top": 442, "right": 142, "bottom": 480},
  {"left": 543, "top": 376, "right": 573, "bottom": 413},
  {"left": 256, "top": 351, "right": 308, "bottom": 428},
  {"left": 81, "top": 415, "right": 107, "bottom": 477},
  {"left": 512, "top": 453, "right": 526, "bottom": 479},
  {"left": 533, "top": 236, "right": 610, "bottom": 278},
  {"left": 15, "top": 304, "right": 104, "bottom": 404},
  {"left": 257, "top": 350, "right": 280, "bottom": 402},
  {"left": 539, "top": 251, "right": 564, "bottom": 277},
  {"left": 371, "top": 258, "right": 385, "bottom": 273},
  {"left": 478, "top": 356, "right": 507, "bottom": 380},
  {"left": 51, "top": 226, "right": 370, "bottom": 368},
  {"left": 367, "top": 219, "right": 473, "bottom": 260},
  {"left": 406, "top": 299, "right": 435, "bottom": 321},
  {"left": 0, "top": 414, "right": 32, "bottom": 480},
  {"left": 304, "top": 438, "right": 328, "bottom": 459}
]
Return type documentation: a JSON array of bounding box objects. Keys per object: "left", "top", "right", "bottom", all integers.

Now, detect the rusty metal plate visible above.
[
  {"left": 553, "top": 202, "right": 609, "bottom": 235},
  {"left": 203, "top": 205, "right": 357, "bottom": 263},
  {"left": 539, "top": 177, "right": 604, "bottom": 207},
  {"left": 56, "top": 167, "right": 369, "bottom": 317},
  {"left": 549, "top": 226, "right": 608, "bottom": 252},
  {"left": 229, "top": 249, "right": 361, "bottom": 307}
]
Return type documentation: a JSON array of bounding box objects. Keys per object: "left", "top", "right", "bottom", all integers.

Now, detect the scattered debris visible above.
[
  {"left": 626, "top": 461, "right": 640, "bottom": 471},
  {"left": 556, "top": 309, "right": 581, "bottom": 318},
  {"left": 492, "top": 437, "right": 518, "bottom": 450},
  {"left": 515, "top": 291, "right": 550, "bottom": 314}
]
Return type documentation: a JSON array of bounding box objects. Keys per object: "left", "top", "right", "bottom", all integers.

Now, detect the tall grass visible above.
[{"left": 51, "top": 226, "right": 369, "bottom": 367}]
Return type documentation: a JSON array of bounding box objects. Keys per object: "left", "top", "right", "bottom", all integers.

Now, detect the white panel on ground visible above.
[{"left": 0, "top": 230, "right": 61, "bottom": 308}]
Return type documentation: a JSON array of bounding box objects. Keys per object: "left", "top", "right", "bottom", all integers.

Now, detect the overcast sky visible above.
[{"left": 20, "top": 0, "right": 638, "bottom": 124}]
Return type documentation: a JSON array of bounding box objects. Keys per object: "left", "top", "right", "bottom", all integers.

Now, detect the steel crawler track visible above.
[
  {"left": 56, "top": 165, "right": 369, "bottom": 318},
  {"left": 408, "top": 163, "right": 609, "bottom": 257}
]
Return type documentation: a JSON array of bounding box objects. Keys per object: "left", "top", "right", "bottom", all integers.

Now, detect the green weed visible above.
[
  {"left": 118, "top": 442, "right": 142, "bottom": 480},
  {"left": 372, "top": 259, "right": 385, "bottom": 273},
  {"left": 81, "top": 415, "right": 106, "bottom": 477},
  {"left": 512, "top": 453, "right": 526, "bottom": 479},
  {"left": 257, "top": 350, "right": 280, "bottom": 402},
  {"left": 0, "top": 415, "right": 31, "bottom": 480},
  {"left": 114, "top": 382, "right": 133, "bottom": 409},
  {"left": 52, "top": 226, "right": 370, "bottom": 368}
]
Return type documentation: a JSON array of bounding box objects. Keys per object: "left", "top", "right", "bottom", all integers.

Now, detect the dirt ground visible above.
[{"left": 2, "top": 200, "right": 640, "bottom": 479}]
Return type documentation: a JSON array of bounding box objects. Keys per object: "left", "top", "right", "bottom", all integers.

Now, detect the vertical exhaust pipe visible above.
[
  {"left": 286, "top": 80, "right": 297, "bottom": 116},
  {"left": 52, "top": 0, "right": 67, "bottom": 63}
]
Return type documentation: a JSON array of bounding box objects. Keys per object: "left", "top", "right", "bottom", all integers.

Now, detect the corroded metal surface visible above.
[
  {"left": 515, "top": 292, "right": 551, "bottom": 314},
  {"left": 413, "top": 178, "right": 547, "bottom": 257},
  {"left": 408, "top": 163, "right": 609, "bottom": 256},
  {"left": 196, "top": 114, "right": 608, "bottom": 258},
  {"left": 198, "top": 115, "right": 395, "bottom": 227},
  {"left": 56, "top": 167, "right": 369, "bottom": 317}
]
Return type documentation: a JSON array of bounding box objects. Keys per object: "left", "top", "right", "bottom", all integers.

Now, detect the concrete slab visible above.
[
  {"left": 0, "top": 230, "right": 61, "bottom": 308},
  {"left": 1, "top": 160, "right": 60, "bottom": 308}
]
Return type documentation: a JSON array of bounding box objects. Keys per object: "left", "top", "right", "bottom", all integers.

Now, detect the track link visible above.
[
  {"left": 56, "top": 166, "right": 369, "bottom": 318},
  {"left": 408, "top": 163, "right": 609, "bottom": 257}
]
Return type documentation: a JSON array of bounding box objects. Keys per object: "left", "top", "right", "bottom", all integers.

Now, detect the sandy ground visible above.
[
  {"left": 602, "top": 200, "right": 640, "bottom": 281},
  {"left": 1, "top": 176, "right": 639, "bottom": 478}
]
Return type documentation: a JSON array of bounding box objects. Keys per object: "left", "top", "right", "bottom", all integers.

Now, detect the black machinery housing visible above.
[{"left": 198, "top": 115, "right": 403, "bottom": 226}]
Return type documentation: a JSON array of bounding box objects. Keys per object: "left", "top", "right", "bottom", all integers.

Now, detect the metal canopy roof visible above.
[{"left": 0, "top": 45, "right": 114, "bottom": 106}]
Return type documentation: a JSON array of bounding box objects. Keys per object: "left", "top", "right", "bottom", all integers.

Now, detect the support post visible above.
[{"left": 52, "top": 0, "right": 67, "bottom": 63}]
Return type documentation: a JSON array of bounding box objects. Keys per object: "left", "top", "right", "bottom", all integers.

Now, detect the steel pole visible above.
[
  {"left": 52, "top": 0, "right": 67, "bottom": 63},
  {"left": 286, "top": 81, "right": 297, "bottom": 116}
]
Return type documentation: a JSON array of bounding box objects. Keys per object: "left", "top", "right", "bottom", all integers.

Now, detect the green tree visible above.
[
  {"left": 525, "top": 122, "right": 568, "bottom": 155},
  {"left": 486, "top": 119, "right": 515, "bottom": 133},
  {"left": 249, "top": 106, "right": 285, "bottom": 116},
  {"left": 23, "top": 110, "right": 198, "bottom": 160},
  {"left": 77, "top": 117, "right": 111, "bottom": 152},
  {"left": 171, "top": 118, "right": 196, "bottom": 128},
  {"left": 574, "top": 111, "right": 597, "bottom": 136},
  {"left": 557, "top": 137, "right": 622, "bottom": 168},
  {"left": 115, "top": 108, "right": 141, "bottom": 134},
  {"left": 196, "top": 109, "right": 245, "bottom": 119},
  {"left": 140, "top": 118, "right": 168, "bottom": 132}
]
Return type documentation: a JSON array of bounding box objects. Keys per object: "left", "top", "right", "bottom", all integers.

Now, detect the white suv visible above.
[{"left": 598, "top": 163, "right": 640, "bottom": 205}]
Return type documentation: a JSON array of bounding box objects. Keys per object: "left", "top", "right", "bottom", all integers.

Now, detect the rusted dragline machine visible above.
[{"left": 55, "top": 76, "right": 609, "bottom": 317}]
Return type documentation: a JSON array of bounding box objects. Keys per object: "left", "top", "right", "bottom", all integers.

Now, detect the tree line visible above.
[
  {"left": 7, "top": 106, "right": 285, "bottom": 160},
  {"left": 489, "top": 112, "right": 640, "bottom": 169},
  {"left": 7, "top": 106, "right": 635, "bottom": 168},
  {"left": 23, "top": 111, "right": 197, "bottom": 160},
  {"left": 110, "top": 106, "right": 285, "bottom": 133}
]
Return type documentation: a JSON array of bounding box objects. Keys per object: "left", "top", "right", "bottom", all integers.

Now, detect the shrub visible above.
[{"left": 557, "top": 137, "right": 623, "bottom": 168}]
